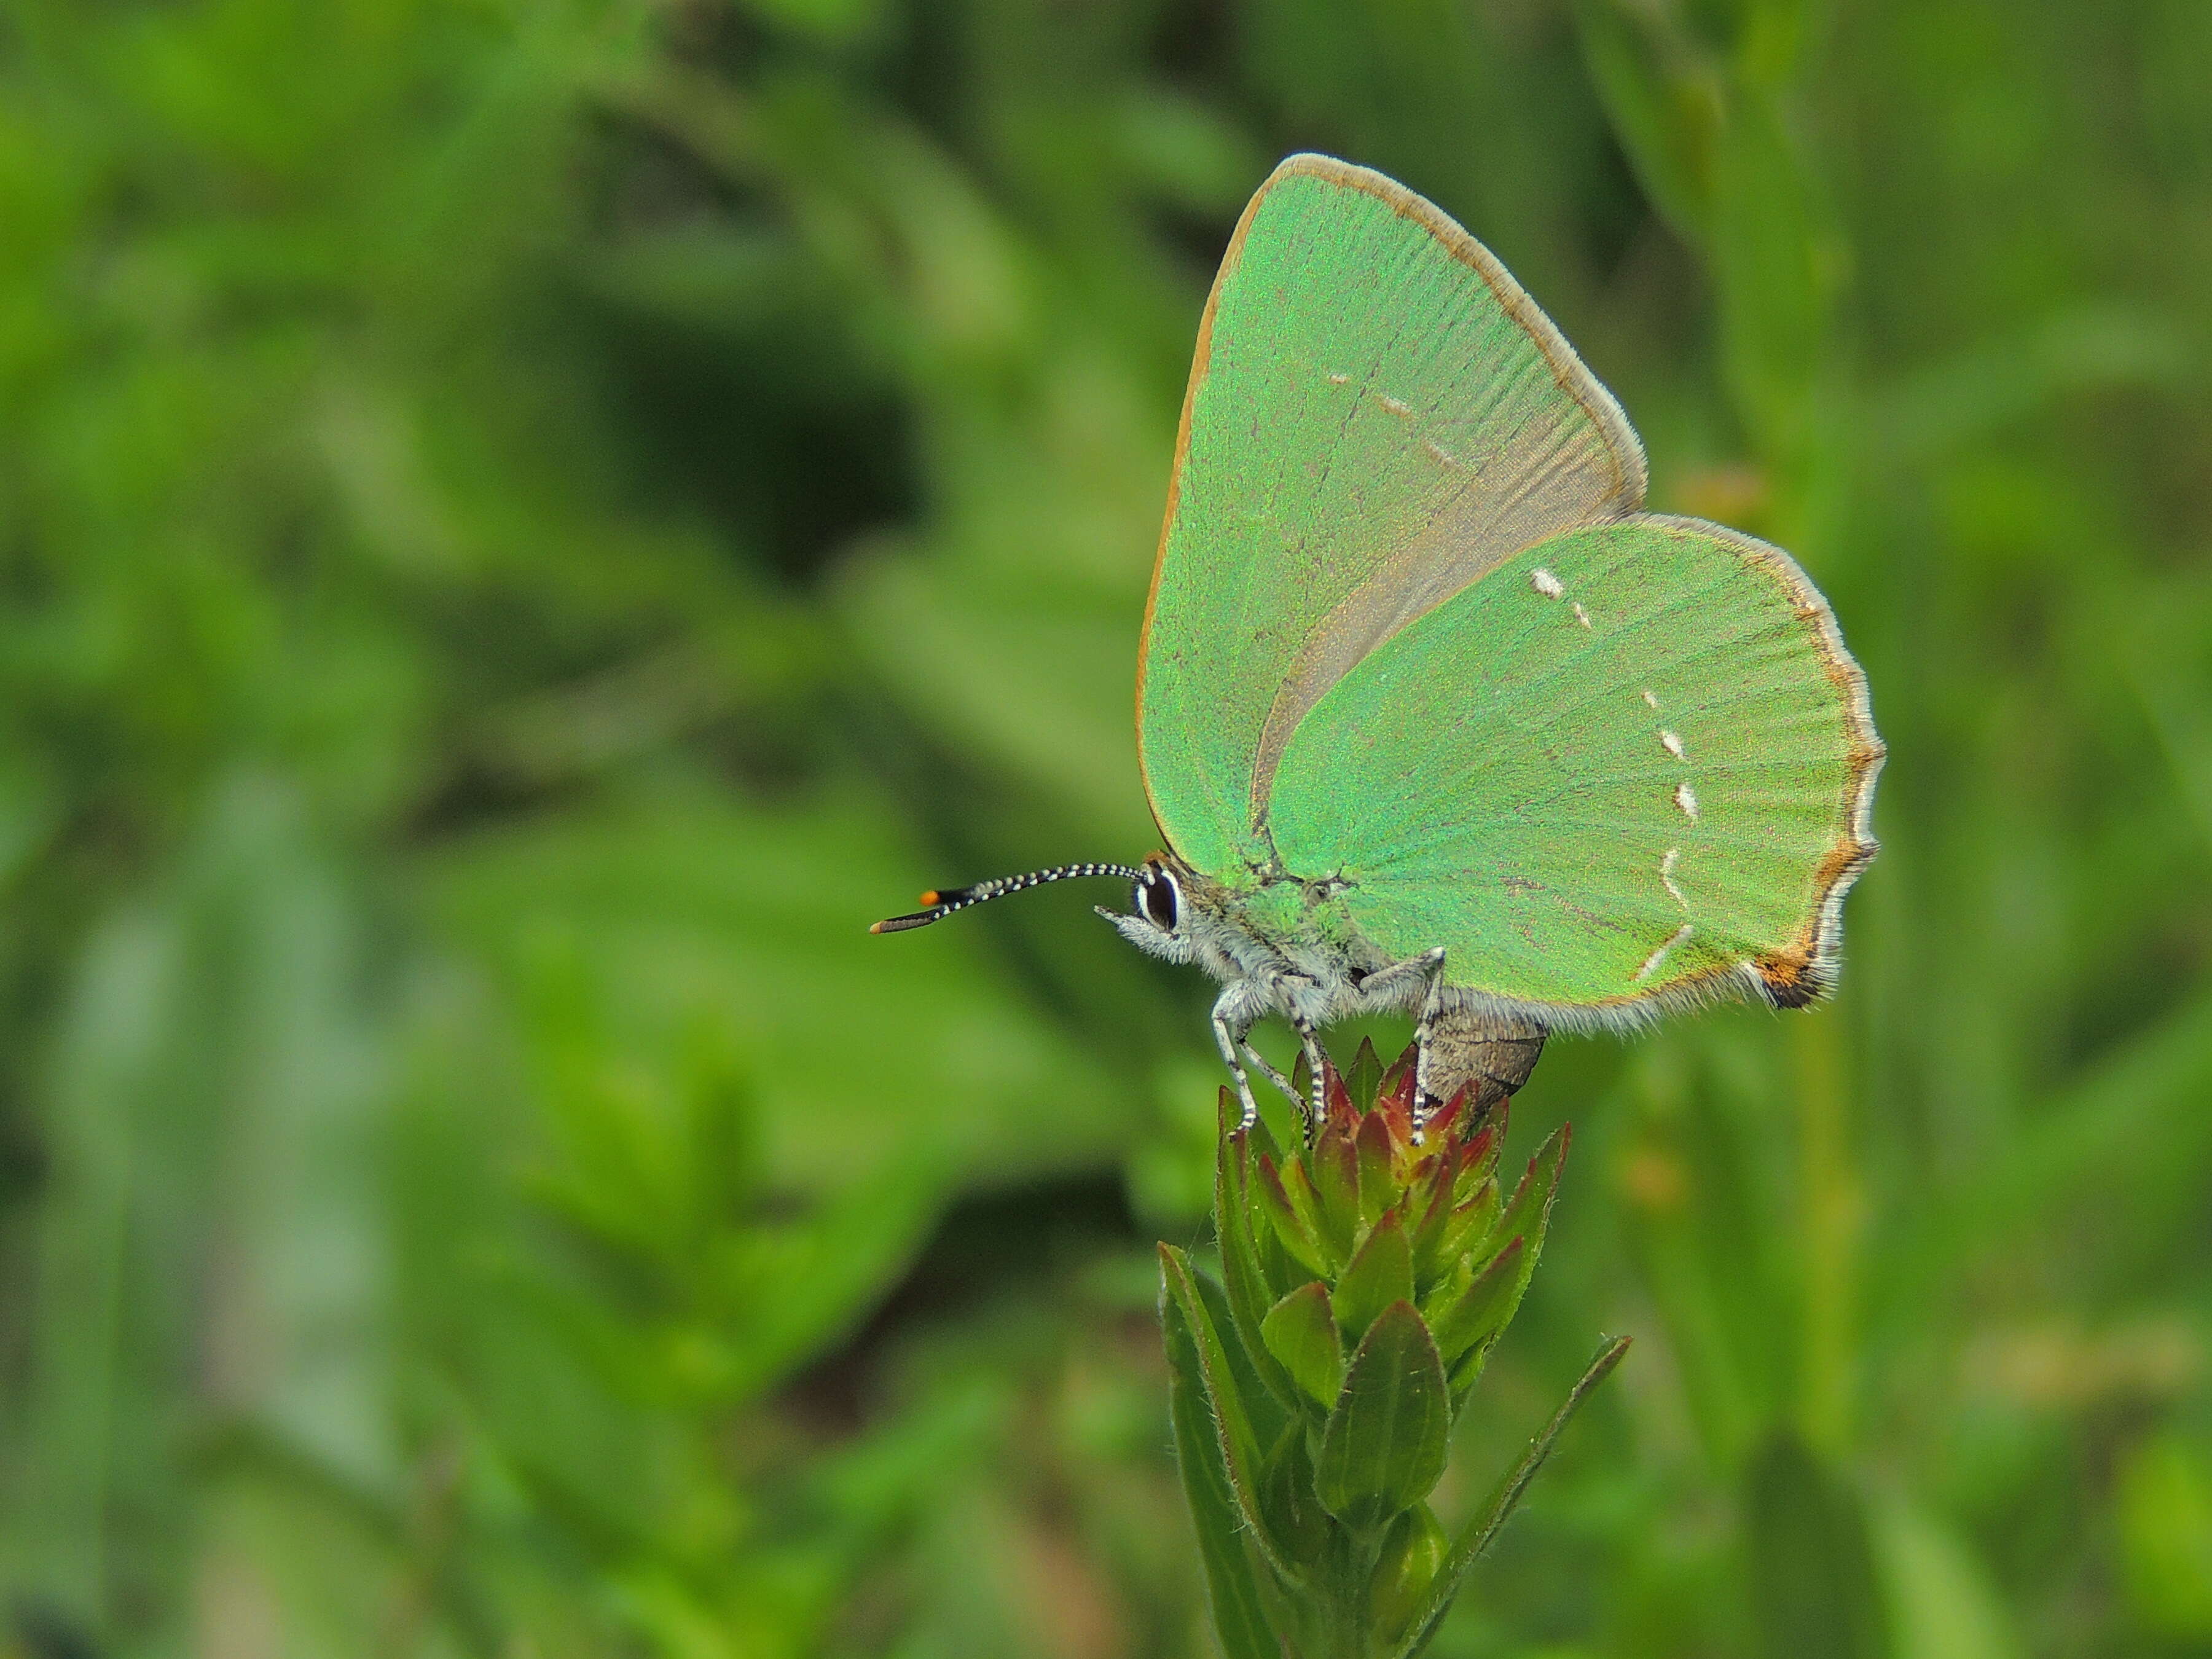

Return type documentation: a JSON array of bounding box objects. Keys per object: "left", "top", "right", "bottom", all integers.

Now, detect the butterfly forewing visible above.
[{"left": 1139, "top": 155, "right": 1645, "bottom": 876}]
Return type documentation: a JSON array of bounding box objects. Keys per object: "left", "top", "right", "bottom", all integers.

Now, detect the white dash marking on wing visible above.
[
  {"left": 1634, "top": 923, "right": 1695, "bottom": 981},
  {"left": 1660, "top": 729, "right": 1685, "bottom": 760},
  {"left": 1660, "top": 847, "right": 1687, "bottom": 909},
  {"left": 1378, "top": 394, "right": 1412, "bottom": 417},
  {"left": 1531, "top": 568, "right": 1564, "bottom": 598},
  {"left": 1642, "top": 688, "right": 1660, "bottom": 709},
  {"left": 1572, "top": 602, "right": 1592, "bottom": 629},
  {"left": 1674, "top": 782, "right": 1700, "bottom": 822}
]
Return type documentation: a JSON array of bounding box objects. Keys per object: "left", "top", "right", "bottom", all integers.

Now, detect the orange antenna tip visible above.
[{"left": 873, "top": 863, "right": 1143, "bottom": 939}]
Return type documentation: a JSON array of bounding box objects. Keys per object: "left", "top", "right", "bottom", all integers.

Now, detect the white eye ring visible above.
[{"left": 1139, "top": 868, "right": 1181, "bottom": 933}]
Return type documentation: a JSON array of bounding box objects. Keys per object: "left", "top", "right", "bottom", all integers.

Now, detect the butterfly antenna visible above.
[{"left": 871, "top": 861, "right": 1144, "bottom": 934}]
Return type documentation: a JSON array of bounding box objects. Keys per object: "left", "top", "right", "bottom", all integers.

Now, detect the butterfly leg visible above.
[
  {"left": 1287, "top": 1013, "right": 1327, "bottom": 1139},
  {"left": 1352, "top": 947, "right": 1455, "bottom": 1135},
  {"left": 1357, "top": 946, "right": 1446, "bottom": 1010},
  {"left": 1209, "top": 996, "right": 1262, "bottom": 1132},
  {"left": 1238, "top": 1041, "right": 1301, "bottom": 1110}
]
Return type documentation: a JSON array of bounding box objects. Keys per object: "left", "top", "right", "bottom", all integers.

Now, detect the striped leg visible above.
[
  {"left": 1288, "top": 1012, "right": 1327, "bottom": 1138},
  {"left": 1210, "top": 996, "right": 1260, "bottom": 1131}
]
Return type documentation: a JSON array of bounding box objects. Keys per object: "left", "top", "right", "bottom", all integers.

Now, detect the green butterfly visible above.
[{"left": 877, "top": 154, "right": 1882, "bottom": 1134}]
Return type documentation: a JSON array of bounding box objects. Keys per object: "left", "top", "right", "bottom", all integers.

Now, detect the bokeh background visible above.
[{"left": 3, "top": 1, "right": 2211, "bottom": 1655}]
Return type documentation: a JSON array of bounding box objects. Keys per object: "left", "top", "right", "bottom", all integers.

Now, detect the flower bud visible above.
[{"left": 1160, "top": 1040, "right": 1620, "bottom": 1658}]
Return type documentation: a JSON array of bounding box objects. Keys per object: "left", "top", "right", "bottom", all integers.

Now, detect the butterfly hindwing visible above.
[
  {"left": 1139, "top": 154, "right": 1645, "bottom": 876},
  {"left": 1264, "top": 517, "right": 1881, "bottom": 1018}
]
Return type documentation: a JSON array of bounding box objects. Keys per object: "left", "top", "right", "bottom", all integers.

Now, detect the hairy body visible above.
[{"left": 1101, "top": 852, "right": 1544, "bottom": 1133}]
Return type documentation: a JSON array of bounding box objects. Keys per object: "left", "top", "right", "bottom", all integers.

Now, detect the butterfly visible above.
[{"left": 876, "top": 154, "right": 1883, "bottom": 1137}]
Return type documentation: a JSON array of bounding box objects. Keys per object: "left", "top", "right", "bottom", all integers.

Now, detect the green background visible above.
[{"left": 2, "top": 1, "right": 2210, "bottom": 1655}]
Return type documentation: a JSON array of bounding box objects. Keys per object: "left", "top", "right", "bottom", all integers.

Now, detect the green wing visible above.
[
  {"left": 1139, "top": 154, "right": 1645, "bottom": 877},
  {"left": 1265, "top": 519, "right": 1881, "bottom": 1018}
]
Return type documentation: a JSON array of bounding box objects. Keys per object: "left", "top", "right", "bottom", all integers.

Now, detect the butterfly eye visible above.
[{"left": 1140, "top": 870, "right": 1180, "bottom": 933}]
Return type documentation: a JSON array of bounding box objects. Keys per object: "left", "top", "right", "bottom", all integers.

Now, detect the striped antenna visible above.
[{"left": 871, "top": 861, "right": 1144, "bottom": 934}]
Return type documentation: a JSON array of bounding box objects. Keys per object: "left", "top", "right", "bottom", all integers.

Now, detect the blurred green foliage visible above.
[{"left": 1, "top": 1, "right": 2208, "bottom": 1656}]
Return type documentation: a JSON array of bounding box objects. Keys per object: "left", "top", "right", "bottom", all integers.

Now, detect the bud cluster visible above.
[{"left": 1158, "top": 1040, "right": 1625, "bottom": 1659}]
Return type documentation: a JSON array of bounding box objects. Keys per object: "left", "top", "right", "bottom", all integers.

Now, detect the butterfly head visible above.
[
  {"left": 874, "top": 850, "right": 1255, "bottom": 981},
  {"left": 1132, "top": 854, "right": 1182, "bottom": 935},
  {"left": 1098, "top": 850, "right": 1252, "bottom": 972}
]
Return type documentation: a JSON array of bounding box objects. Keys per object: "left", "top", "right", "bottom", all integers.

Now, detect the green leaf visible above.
[
  {"left": 1285, "top": 1152, "right": 1352, "bottom": 1268},
  {"left": 1260, "top": 1282, "right": 1344, "bottom": 1409},
  {"left": 1258, "top": 1419, "right": 1333, "bottom": 1565},
  {"left": 1158, "top": 1244, "right": 1300, "bottom": 1583},
  {"left": 1451, "top": 1124, "right": 1567, "bottom": 1362},
  {"left": 2116, "top": 1432, "right": 2212, "bottom": 1639},
  {"left": 1407, "top": 1172, "right": 1461, "bottom": 1292},
  {"left": 1391, "top": 1336, "right": 1630, "bottom": 1659},
  {"left": 1333, "top": 1211, "right": 1414, "bottom": 1345},
  {"left": 1160, "top": 1257, "right": 1289, "bottom": 1659},
  {"left": 1711, "top": 90, "right": 1833, "bottom": 457},
  {"left": 1572, "top": 0, "right": 1720, "bottom": 243},
  {"left": 1313, "top": 1301, "right": 1449, "bottom": 1533},
  {"left": 1369, "top": 1503, "right": 1450, "bottom": 1648},
  {"left": 1425, "top": 1179, "right": 1500, "bottom": 1285},
  {"left": 1195, "top": 1253, "right": 1290, "bottom": 1453},
  {"left": 1872, "top": 1497, "right": 2024, "bottom": 1659},
  {"left": 1496, "top": 1125, "right": 1570, "bottom": 1256},
  {"left": 1309, "top": 1131, "right": 1363, "bottom": 1258},
  {"left": 1219, "top": 1126, "right": 1303, "bottom": 1414},
  {"left": 1354, "top": 1109, "right": 1397, "bottom": 1225},
  {"left": 1744, "top": 1432, "right": 1891, "bottom": 1659},
  {"left": 1426, "top": 1234, "right": 1526, "bottom": 1369},
  {"left": 1257, "top": 1155, "right": 1333, "bottom": 1278},
  {"left": 737, "top": 0, "right": 888, "bottom": 50},
  {"left": 430, "top": 785, "right": 1129, "bottom": 1194},
  {"left": 1346, "top": 1037, "right": 1384, "bottom": 1112},
  {"left": 1453, "top": 1121, "right": 1506, "bottom": 1199}
]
